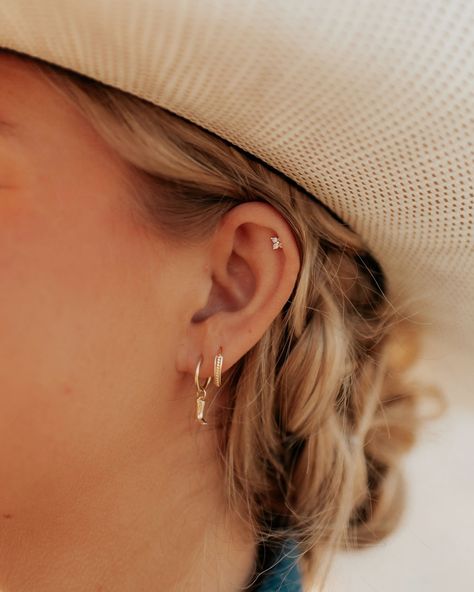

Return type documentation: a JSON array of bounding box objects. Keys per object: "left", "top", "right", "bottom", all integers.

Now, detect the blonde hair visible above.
[{"left": 3, "top": 48, "right": 443, "bottom": 590}]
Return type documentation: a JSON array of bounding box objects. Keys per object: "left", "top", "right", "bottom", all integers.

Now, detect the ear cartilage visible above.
[{"left": 270, "top": 236, "right": 283, "bottom": 250}]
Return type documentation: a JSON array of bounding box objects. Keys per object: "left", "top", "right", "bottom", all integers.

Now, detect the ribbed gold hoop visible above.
[
  {"left": 195, "top": 356, "right": 212, "bottom": 425},
  {"left": 214, "top": 347, "right": 223, "bottom": 387}
]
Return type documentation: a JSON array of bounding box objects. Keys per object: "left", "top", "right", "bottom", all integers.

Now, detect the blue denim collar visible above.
[{"left": 251, "top": 537, "right": 303, "bottom": 592}]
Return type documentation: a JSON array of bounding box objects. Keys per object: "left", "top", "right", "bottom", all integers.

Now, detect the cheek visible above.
[{"left": 0, "top": 178, "right": 165, "bottom": 514}]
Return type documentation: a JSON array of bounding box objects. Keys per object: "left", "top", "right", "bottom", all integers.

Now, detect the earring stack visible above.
[{"left": 195, "top": 347, "right": 224, "bottom": 425}]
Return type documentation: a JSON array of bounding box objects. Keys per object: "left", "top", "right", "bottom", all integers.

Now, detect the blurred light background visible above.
[{"left": 325, "top": 335, "right": 474, "bottom": 591}]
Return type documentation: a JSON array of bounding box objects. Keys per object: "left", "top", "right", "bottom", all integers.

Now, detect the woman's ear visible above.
[{"left": 177, "top": 201, "right": 301, "bottom": 381}]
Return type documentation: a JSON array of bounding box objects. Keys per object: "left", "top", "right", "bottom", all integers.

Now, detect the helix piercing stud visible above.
[{"left": 270, "top": 236, "right": 283, "bottom": 249}]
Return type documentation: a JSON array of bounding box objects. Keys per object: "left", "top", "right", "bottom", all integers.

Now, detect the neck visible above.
[{"left": 0, "top": 415, "right": 257, "bottom": 591}]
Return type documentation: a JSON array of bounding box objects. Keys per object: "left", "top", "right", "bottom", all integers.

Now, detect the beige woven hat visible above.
[{"left": 0, "top": 0, "right": 472, "bottom": 396}]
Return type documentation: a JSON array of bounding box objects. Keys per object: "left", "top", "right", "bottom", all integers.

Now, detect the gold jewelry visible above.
[
  {"left": 195, "top": 355, "right": 212, "bottom": 425},
  {"left": 214, "top": 347, "right": 223, "bottom": 386},
  {"left": 270, "top": 235, "right": 283, "bottom": 249}
]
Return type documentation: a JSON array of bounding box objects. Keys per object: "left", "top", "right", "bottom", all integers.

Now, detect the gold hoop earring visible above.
[
  {"left": 195, "top": 355, "right": 212, "bottom": 425},
  {"left": 214, "top": 347, "right": 223, "bottom": 387}
]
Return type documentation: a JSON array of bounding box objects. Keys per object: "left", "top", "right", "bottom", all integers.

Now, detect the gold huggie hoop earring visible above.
[
  {"left": 214, "top": 347, "right": 223, "bottom": 387},
  {"left": 195, "top": 355, "right": 212, "bottom": 425}
]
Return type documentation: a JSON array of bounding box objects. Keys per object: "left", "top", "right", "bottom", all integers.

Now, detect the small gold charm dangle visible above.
[
  {"left": 195, "top": 356, "right": 212, "bottom": 425},
  {"left": 196, "top": 394, "right": 207, "bottom": 425}
]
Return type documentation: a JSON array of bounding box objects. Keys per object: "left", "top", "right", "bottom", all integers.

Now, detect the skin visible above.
[{"left": 0, "top": 53, "right": 301, "bottom": 591}]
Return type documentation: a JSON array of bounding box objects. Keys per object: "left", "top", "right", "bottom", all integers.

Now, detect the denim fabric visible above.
[{"left": 253, "top": 538, "right": 303, "bottom": 592}]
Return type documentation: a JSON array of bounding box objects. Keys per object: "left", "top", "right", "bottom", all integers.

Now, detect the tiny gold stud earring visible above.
[
  {"left": 214, "top": 347, "right": 223, "bottom": 387},
  {"left": 270, "top": 236, "right": 283, "bottom": 249},
  {"left": 195, "top": 355, "right": 212, "bottom": 425}
]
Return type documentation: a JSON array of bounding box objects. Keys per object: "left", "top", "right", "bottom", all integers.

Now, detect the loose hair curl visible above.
[{"left": 3, "top": 48, "right": 442, "bottom": 590}]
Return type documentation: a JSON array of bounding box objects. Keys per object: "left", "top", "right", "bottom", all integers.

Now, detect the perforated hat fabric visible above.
[{"left": 0, "top": 0, "right": 472, "bottom": 390}]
